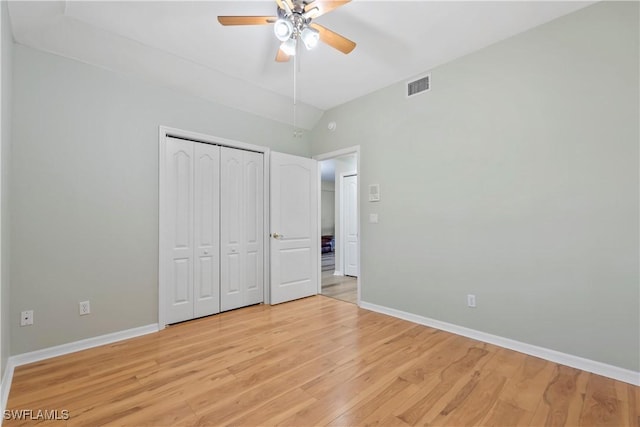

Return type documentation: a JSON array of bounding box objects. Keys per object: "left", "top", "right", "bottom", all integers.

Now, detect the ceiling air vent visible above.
[{"left": 407, "top": 74, "right": 431, "bottom": 97}]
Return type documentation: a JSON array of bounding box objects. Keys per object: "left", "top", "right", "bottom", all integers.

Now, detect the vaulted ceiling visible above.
[{"left": 8, "top": 1, "right": 594, "bottom": 129}]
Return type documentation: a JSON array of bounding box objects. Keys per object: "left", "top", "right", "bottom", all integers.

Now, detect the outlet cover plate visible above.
[
  {"left": 79, "top": 301, "right": 91, "bottom": 316},
  {"left": 20, "top": 310, "right": 34, "bottom": 326},
  {"left": 467, "top": 294, "right": 477, "bottom": 308}
]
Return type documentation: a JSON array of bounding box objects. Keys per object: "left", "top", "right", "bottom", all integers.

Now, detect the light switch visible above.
[
  {"left": 369, "top": 213, "right": 379, "bottom": 223},
  {"left": 368, "top": 184, "right": 380, "bottom": 202}
]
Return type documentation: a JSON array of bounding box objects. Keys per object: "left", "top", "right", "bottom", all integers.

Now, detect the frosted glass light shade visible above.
[
  {"left": 280, "top": 37, "right": 297, "bottom": 56},
  {"left": 274, "top": 19, "right": 293, "bottom": 42},
  {"left": 301, "top": 26, "right": 320, "bottom": 50}
]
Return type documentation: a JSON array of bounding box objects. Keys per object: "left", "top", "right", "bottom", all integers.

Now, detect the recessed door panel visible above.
[
  {"left": 173, "top": 258, "right": 191, "bottom": 304},
  {"left": 246, "top": 161, "right": 258, "bottom": 243},
  {"left": 280, "top": 248, "right": 311, "bottom": 285},
  {"left": 226, "top": 253, "right": 241, "bottom": 293},
  {"left": 174, "top": 151, "right": 192, "bottom": 249},
  {"left": 279, "top": 165, "right": 311, "bottom": 239},
  {"left": 197, "top": 256, "right": 214, "bottom": 298},
  {"left": 246, "top": 251, "right": 258, "bottom": 290},
  {"left": 197, "top": 154, "right": 215, "bottom": 247}
]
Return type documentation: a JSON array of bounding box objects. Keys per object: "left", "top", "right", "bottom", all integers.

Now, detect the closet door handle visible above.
[{"left": 271, "top": 232, "right": 283, "bottom": 239}]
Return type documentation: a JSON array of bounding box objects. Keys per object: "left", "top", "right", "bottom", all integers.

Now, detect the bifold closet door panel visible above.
[
  {"left": 194, "top": 143, "right": 221, "bottom": 318},
  {"left": 165, "top": 137, "right": 195, "bottom": 324},
  {"left": 220, "top": 148, "right": 243, "bottom": 311},
  {"left": 220, "top": 147, "right": 264, "bottom": 311},
  {"left": 243, "top": 150, "right": 264, "bottom": 306}
]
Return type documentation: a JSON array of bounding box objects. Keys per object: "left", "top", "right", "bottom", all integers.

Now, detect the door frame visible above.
[
  {"left": 313, "top": 146, "right": 361, "bottom": 306},
  {"left": 158, "top": 126, "right": 271, "bottom": 328}
]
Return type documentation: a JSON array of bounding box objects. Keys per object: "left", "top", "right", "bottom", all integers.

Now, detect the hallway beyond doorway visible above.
[{"left": 321, "top": 251, "right": 357, "bottom": 304}]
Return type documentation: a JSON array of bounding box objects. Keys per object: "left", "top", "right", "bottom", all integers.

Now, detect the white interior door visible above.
[
  {"left": 164, "top": 137, "right": 195, "bottom": 324},
  {"left": 194, "top": 143, "right": 220, "bottom": 317},
  {"left": 270, "top": 152, "right": 318, "bottom": 304},
  {"left": 343, "top": 174, "right": 359, "bottom": 277},
  {"left": 221, "top": 147, "right": 264, "bottom": 311}
]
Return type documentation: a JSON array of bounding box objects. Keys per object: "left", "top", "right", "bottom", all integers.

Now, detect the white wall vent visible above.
[{"left": 406, "top": 74, "right": 431, "bottom": 97}]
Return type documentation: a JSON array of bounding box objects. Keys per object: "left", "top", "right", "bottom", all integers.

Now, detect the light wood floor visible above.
[
  {"left": 321, "top": 271, "right": 357, "bottom": 304},
  {"left": 5, "top": 296, "right": 638, "bottom": 426}
]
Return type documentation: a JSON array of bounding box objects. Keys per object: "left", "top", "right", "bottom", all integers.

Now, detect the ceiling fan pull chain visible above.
[{"left": 293, "top": 51, "right": 298, "bottom": 136}]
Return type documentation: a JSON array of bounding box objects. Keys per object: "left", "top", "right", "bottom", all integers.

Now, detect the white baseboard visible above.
[
  {"left": 0, "top": 323, "right": 159, "bottom": 419},
  {"left": 359, "top": 301, "right": 639, "bottom": 386},
  {"left": 9, "top": 324, "right": 159, "bottom": 368},
  {"left": 333, "top": 271, "right": 344, "bottom": 276}
]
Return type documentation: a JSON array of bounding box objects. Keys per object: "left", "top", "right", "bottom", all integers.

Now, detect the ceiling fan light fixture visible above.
[
  {"left": 274, "top": 18, "right": 293, "bottom": 41},
  {"left": 280, "top": 37, "right": 297, "bottom": 56},
  {"left": 301, "top": 26, "right": 320, "bottom": 50}
]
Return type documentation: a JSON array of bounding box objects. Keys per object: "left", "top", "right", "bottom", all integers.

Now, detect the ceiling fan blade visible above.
[
  {"left": 310, "top": 23, "right": 356, "bottom": 54},
  {"left": 275, "top": 0, "right": 295, "bottom": 11},
  {"left": 305, "top": 1, "right": 351, "bottom": 18},
  {"left": 275, "top": 48, "right": 290, "bottom": 62},
  {"left": 217, "top": 16, "right": 277, "bottom": 26}
]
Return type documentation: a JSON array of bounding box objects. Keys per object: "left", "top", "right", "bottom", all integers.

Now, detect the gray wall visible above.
[
  {"left": 10, "top": 45, "right": 311, "bottom": 355},
  {"left": 1, "top": 0, "right": 12, "bottom": 378},
  {"left": 311, "top": 1, "right": 639, "bottom": 371}
]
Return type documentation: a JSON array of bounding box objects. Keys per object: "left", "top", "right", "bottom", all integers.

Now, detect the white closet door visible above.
[
  {"left": 243, "top": 151, "right": 264, "bottom": 306},
  {"left": 220, "top": 147, "right": 264, "bottom": 311},
  {"left": 343, "top": 174, "right": 359, "bottom": 277},
  {"left": 194, "top": 143, "right": 221, "bottom": 317},
  {"left": 165, "top": 137, "right": 194, "bottom": 324}
]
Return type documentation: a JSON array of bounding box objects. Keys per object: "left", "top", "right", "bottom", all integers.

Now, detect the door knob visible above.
[
  {"left": 272, "top": 232, "right": 282, "bottom": 239},
  {"left": 204, "top": 250, "right": 209, "bottom": 255}
]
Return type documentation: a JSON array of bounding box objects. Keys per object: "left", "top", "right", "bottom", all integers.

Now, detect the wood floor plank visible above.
[
  {"left": 426, "top": 369, "right": 507, "bottom": 426},
  {"left": 530, "top": 364, "right": 582, "bottom": 427},
  {"left": 225, "top": 387, "right": 317, "bottom": 427},
  {"left": 4, "top": 296, "right": 638, "bottom": 427},
  {"left": 326, "top": 377, "right": 416, "bottom": 426},
  {"left": 478, "top": 399, "right": 528, "bottom": 427},
  {"left": 564, "top": 366, "right": 591, "bottom": 427},
  {"left": 395, "top": 346, "right": 490, "bottom": 425},
  {"left": 499, "top": 354, "right": 557, "bottom": 412},
  {"left": 630, "top": 384, "right": 640, "bottom": 427},
  {"left": 191, "top": 357, "right": 337, "bottom": 425},
  {"left": 580, "top": 374, "right": 624, "bottom": 426}
]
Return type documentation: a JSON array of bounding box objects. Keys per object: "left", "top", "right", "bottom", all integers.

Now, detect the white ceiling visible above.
[{"left": 8, "top": 1, "right": 594, "bottom": 129}]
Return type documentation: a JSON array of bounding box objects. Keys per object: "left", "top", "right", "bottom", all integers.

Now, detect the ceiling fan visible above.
[{"left": 217, "top": 0, "right": 356, "bottom": 62}]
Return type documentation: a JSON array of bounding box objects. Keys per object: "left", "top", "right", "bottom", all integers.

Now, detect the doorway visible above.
[{"left": 315, "top": 148, "right": 360, "bottom": 305}]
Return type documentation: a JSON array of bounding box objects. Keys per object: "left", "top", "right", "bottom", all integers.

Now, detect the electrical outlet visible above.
[
  {"left": 467, "top": 294, "right": 477, "bottom": 308},
  {"left": 20, "top": 310, "right": 34, "bottom": 326},
  {"left": 79, "top": 301, "right": 91, "bottom": 316}
]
